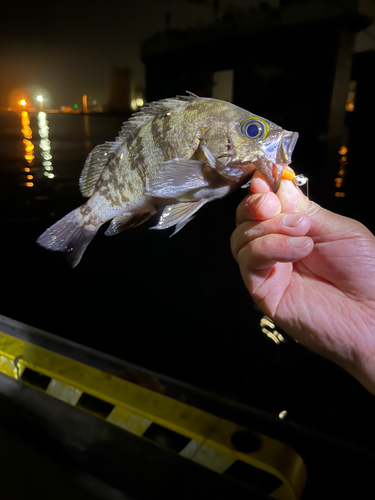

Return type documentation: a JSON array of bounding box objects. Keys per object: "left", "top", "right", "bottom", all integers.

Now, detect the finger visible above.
[
  {"left": 252, "top": 170, "right": 312, "bottom": 213},
  {"left": 236, "top": 191, "right": 281, "bottom": 225},
  {"left": 277, "top": 175, "right": 312, "bottom": 213},
  {"left": 250, "top": 172, "right": 272, "bottom": 194},
  {"left": 277, "top": 174, "right": 357, "bottom": 240},
  {"left": 237, "top": 233, "right": 314, "bottom": 275},
  {"left": 231, "top": 212, "right": 311, "bottom": 261}
]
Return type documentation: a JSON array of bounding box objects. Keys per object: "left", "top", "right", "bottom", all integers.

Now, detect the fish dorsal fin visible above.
[
  {"left": 115, "top": 92, "right": 200, "bottom": 143},
  {"left": 79, "top": 93, "right": 200, "bottom": 198},
  {"left": 79, "top": 142, "right": 118, "bottom": 197}
]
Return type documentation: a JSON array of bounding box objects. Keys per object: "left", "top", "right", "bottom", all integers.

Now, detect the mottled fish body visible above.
[{"left": 37, "top": 93, "right": 298, "bottom": 266}]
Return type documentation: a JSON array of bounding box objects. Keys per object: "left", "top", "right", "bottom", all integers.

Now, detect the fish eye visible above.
[{"left": 240, "top": 118, "right": 269, "bottom": 140}]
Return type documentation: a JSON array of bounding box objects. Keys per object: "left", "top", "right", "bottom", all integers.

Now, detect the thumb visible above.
[
  {"left": 277, "top": 177, "right": 363, "bottom": 240},
  {"left": 277, "top": 177, "right": 318, "bottom": 215}
]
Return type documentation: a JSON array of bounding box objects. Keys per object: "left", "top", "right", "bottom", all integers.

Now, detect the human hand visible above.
[{"left": 231, "top": 172, "right": 375, "bottom": 393}]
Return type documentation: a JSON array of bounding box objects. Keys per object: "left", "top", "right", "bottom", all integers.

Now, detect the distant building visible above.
[
  {"left": 341, "top": 49, "right": 375, "bottom": 232},
  {"left": 108, "top": 66, "right": 131, "bottom": 113},
  {"left": 141, "top": 0, "right": 371, "bottom": 140},
  {"left": 141, "top": 0, "right": 373, "bottom": 226}
]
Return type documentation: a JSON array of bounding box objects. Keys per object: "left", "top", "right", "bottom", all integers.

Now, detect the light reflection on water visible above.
[
  {"left": 20, "top": 111, "right": 35, "bottom": 187},
  {"left": 18, "top": 112, "right": 99, "bottom": 190},
  {"left": 0, "top": 111, "right": 132, "bottom": 226},
  {"left": 19, "top": 111, "right": 55, "bottom": 187},
  {"left": 19, "top": 110, "right": 54, "bottom": 188},
  {"left": 19, "top": 111, "right": 56, "bottom": 188},
  {"left": 83, "top": 114, "right": 92, "bottom": 152},
  {"left": 37, "top": 111, "right": 54, "bottom": 180}
]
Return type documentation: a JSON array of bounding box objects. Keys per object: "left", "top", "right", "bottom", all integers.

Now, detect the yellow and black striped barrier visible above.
[{"left": 0, "top": 329, "right": 306, "bottom": 499}]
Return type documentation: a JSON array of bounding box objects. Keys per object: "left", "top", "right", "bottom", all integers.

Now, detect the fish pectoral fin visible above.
[
  {"left": 199, "top": 142, "right": 218, "bottom": 170},
  {"left": 105, "top": 212, "right": 153, "bottom": 236},
  {"left": 150, "top": 200, "right": 207, "bottom": 231},
  {"left": 145, "top": 159, "right": 208, "bottom": 199}
]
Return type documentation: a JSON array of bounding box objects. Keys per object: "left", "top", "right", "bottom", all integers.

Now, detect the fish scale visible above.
[{"left": 37, "top": 93, "right": 299, "bottom": 267}]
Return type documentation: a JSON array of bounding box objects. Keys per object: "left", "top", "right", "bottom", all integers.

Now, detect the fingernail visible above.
[
  {"left": 250, "top": 193, "right": 266, "bottom": 210},
  {"left": 283, "top": 213, "right": 302, "bottom": 227},
  {"left": 289, "top": 236, "right": 310, "bottom": 248}
]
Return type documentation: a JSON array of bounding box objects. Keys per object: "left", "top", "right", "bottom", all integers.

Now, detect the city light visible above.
[
  {"left": 260, "top": 316, "right": 285, "bottom": 345},
  {"left": 36, "top": 95, "right": 44, "bottom": 110},
  {"left": 82, "top": 94, "right": 88, "bottom": 113},
  {"left": 345, "top": 102, "right": 355, "bottom": 112},
  {"left": 130, "top": 97, "right": 144, "bottom": 111},
  {"left": 345, "top": 80, "right": 356, "bottom": 112},
  {"left": 334, "top": 177, "right": 343, "bottom": 187},
  {"left": 335, "top": 145, "right": 347, "bottom": 197},
  {"left": 18, "top": 99, "right": 27, "bottom": 106}
]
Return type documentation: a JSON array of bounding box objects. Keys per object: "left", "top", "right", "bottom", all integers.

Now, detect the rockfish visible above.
[{"left": 37, "top": 93, "right": 298, "bottom": 267}]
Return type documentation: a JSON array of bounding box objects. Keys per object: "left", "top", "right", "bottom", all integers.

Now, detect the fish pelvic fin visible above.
[
  {"left": 36, "top": 208, "right": 99, "bottom": 268},
  {"left": 150, "top": 200, "right": 207, "bottom": 232}
]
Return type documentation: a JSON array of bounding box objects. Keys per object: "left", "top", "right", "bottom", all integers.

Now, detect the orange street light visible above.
[{"left": 82, "top": 94, "right": 88, "bottom": 113}]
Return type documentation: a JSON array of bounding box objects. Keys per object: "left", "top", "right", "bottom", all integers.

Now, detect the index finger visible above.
[{"left": 236, "top": 190, "right": 281, "bottom": 225}]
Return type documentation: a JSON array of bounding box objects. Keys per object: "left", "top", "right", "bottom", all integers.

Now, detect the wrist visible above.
[{"left": 339, "top": 313, "right": 375, "bottom": 394}]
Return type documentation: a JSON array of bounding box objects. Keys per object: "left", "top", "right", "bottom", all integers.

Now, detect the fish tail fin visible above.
[{"left": 37, "top": 207, "right": 99, "bottom": 267}]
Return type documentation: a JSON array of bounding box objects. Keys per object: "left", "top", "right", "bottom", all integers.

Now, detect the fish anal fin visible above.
[
  {"left": 105, "top": 212, "right": 153, "bottom": 236},
  {"left": 151, "top": 200, "right": 207, "bottom": 231}
]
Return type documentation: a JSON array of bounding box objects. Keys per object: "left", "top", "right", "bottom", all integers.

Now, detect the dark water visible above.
[{"left": 1, "top": 111, "right": 374, "bottom": 455}]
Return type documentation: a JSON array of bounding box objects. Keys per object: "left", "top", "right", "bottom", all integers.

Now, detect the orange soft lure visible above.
[{"left": 282, "top": 168, "right": 309, "bottom": 197}]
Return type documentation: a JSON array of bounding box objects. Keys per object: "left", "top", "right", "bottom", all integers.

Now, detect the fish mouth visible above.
[
  {"left": 283, "top": 132, "right": 299, "bottom": 162},
  {"left": 253, "top": 131, "right": 299, "bottom": 192},
  {"left": 273, "top": 131, "right": 299, "bottom": 190}
]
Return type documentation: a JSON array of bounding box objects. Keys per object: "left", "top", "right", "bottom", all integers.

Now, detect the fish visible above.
[{"left": 37, "top": 93, "right": 298, "bottom": 267}]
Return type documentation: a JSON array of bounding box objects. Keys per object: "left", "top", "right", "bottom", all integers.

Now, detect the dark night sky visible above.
[
  {"left": 0, "top": 0, "right": 222, "bottom": 109},
  {"left": 0, "top": 1, "right": 167, "bottom": 108},
  {"left": 1, "top": 0, "right": 374, "bottom": 109}
]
